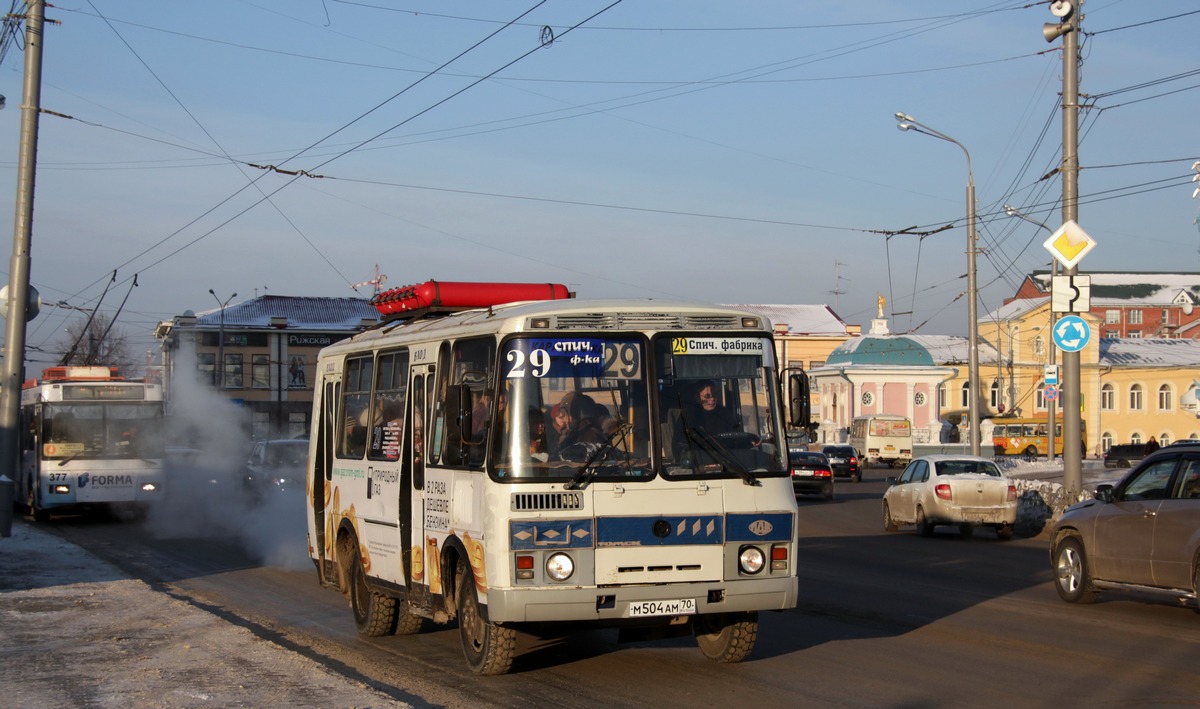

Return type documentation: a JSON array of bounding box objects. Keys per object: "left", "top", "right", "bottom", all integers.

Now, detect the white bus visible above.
[
  {"left": 19, "top": 366, "right": 165, "bottom": 520},
  {"left": 306, "top": 281, "right": 799, "bottom": 674},
  {"left": 849, "top": 414, "right": 912, "bottom": 468}
]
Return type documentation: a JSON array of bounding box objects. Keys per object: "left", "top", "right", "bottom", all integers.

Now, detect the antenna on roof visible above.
[{"left": 352, "top": 264, "right": 388, "bottom": 296}]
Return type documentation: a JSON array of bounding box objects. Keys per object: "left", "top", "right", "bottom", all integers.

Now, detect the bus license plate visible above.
[{"left": 626, "top": 598, "right": 696, "bottom": 618}]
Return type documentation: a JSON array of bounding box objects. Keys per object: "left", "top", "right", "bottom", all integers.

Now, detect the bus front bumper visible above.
[{"left": 483, "top": 575, "right": 798, "bottom": 623}]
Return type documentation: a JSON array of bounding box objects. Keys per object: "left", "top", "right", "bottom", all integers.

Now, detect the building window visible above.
[
  {"left": 197, "top": 352, "right": 216, "bottom": 386},
  {"left": 914, "top": 391, "right": 926, "bottom": 407},
  {"left": 861, "top": 391, "right": 873, "bottom": 406},
  {"left": 1035, "top": 381, "right": 1047, "bottom": 410},
  {"left": 1160, "top": 433, "right": 1172, "bottom": 445},
  {"left": 252, "top": 355, "right": 270, "bottom": 389},
  {"left": 1131, "top": 432, "right": 1143, "bottom": 445},
  {"left": 938, "top": 384, "right": 947, "bottom": 408},
  {"left": 990, "top": 378, "right": 1000, "bottom": 408},
  {"left": 1128, "top": 309, "right": 1142, "bottom": 325},
  {"left": 1100, "top": 383, "right": 1115, "bottom": 411},
  {"left": 809, "top": 360, "right": 825, "bottom": 369},
  {"left": 1101, "top": 432, "right": 1113, "bottom": 451},
  {"left": 251, "top": 410, "right": 269, "bottom": 439},
  {"left": 1105, "top": 330, "right": 1119, "bottom": 338},
  {"left": 1105, "top": 310, "right": 1120, "bottom": 324},
  {"left": 1158, "top": 384, "right": 1173, "bottom": 411},
  {"left": 288, "top": 412, "right": 308, "bottom": 439},
  {"left": 223, "top": 354, "right": 244, "bottom": 388},
  {"left": 1129, "top": 383, "right": 1144, "bottom": 412},
  {"left": 1033, "top": 336, "right": 1044, "bottom": 357},
  {"left": 1129, "top": 331, "right": 1141, "bottom": 339},
  {"left": 960, "top": 381, "right": 970, "bottom": 408}
]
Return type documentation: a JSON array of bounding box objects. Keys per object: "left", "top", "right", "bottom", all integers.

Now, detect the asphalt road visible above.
[{"left": 43, "top": 468, "right": 1200, "bottom": 708}]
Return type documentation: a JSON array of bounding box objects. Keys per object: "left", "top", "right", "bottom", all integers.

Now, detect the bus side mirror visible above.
[{"left": 787, "top": 372, "right": 810, "bottom": 428}]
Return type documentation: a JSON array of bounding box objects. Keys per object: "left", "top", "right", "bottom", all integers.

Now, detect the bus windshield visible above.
[
  {"left": 654, "top": 335, "right": 786, "bottom": 479},
  {"left": 492, "top": 336, "right": 653, "bottom": 482},
  {"left": 41, "top": 403, "right": 164, "bottom": 460}
]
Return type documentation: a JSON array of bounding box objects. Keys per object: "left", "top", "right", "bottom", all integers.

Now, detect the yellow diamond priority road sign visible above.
[{"left": 1043, "top": 219, "right": 1097, "bottom": 270}]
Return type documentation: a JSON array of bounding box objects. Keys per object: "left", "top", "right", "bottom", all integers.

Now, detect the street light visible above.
[
  {"left": 895, "top": 112, "right": 980, "bottom": 455},
  {"left": 1005, "top": 205, "right": 1059, "bottom": 459},
  {"left": 209, "top": 289, "right": 236, "bottom": 388}
]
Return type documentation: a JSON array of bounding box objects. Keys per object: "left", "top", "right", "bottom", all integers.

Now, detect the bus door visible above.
[
  {"left": 311, "top": 374, "right": 340, "bottom": 583},
  {"left": 407, "top": 363, "right": 433, "bottom": 600}
]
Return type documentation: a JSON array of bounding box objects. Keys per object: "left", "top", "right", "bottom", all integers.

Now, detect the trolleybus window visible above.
[
  {"left": 492, "top": 336, "right": 651, "bottom": 484},
  {"left": 654, "top": 336, "right": 785, "bottom": 480},
  {"left": 40, "top": 402, "right": 163, "bottom": 459}
]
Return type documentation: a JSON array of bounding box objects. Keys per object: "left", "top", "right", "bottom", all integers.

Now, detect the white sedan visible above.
[{"left": 883, "top": 455, "right": 1017, "bottom": 539}]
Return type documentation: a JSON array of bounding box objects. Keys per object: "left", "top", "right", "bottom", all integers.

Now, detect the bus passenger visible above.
[{"left": 528, "top": 408, "right": 548, "bottom": 462}]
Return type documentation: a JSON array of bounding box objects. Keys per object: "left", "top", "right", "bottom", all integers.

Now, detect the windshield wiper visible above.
[
  {"left": 680, "top": 424, "right": 760, "bottom": 487},
  {"left": 565, "top": 422, "right": 633, "bottom": 491}
]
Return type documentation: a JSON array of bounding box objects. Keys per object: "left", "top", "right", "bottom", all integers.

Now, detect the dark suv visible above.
[
  {"left": 821, "top": 445, "right": 861, "bottom": 482},
  {"left": 1103, "top": 443, "right": 1148, "bottom": 469}
]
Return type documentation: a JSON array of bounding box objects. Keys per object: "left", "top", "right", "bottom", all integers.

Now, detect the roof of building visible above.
[
  {"left": 193, "top": 295, "right": 377, "bottom": 330},
  {"left": 1098, "top": 338, "right": 1200, "bottom": 367},
  {"left": 1027, "top": 272, "right": 1200, "bottom": 305},
  {"left": 723, "top": 304, "right": 850, "bottom": 335},
  {"left": 825, "top": 334, "right": 937, "bottom": 366}
]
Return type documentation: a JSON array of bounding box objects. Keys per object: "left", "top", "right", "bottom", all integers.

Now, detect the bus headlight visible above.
[
  {"left": 738, "top": 545, "right": 765, "bottom": 575},
  {"left": 545, "top": 552, "right": 575, "bottom": 581}
]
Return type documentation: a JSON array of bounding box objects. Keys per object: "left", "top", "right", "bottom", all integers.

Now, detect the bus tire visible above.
[
  {"left": 694, "top": 611, "right": 758, "bottom": 663},
  {"left": 457, "top": 561, "right": 515, "bottom": 675},
  {"left": 347, "top": 541, "right": 398, "bottom": 636},
  {"left": 394, "top": 601, "right": 423, "bottom": 636}
]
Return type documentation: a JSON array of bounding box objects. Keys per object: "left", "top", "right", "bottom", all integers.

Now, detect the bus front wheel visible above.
[
  {"left": 694, "top": 611, "right": 758, "bottom": 663},
  {"left": 457, "top": 560, "right": 516, "bottom": 675}
]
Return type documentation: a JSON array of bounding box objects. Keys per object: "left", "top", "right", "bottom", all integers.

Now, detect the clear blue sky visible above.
[{"left": 0, "top": 0, "right": 1196, "bottom": 373}]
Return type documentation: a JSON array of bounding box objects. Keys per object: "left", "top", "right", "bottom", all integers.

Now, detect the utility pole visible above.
[
  {"left": 1044, "top": 0, "right": 1084, "bottom": 498},
  {"left": 0, "top": 1, "right": 46, "bottom": 489}
]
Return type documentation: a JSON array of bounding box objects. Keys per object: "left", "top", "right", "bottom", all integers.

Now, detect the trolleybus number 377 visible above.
[{"left": 627, "top": 598, "right": 697, "bottom": 617}]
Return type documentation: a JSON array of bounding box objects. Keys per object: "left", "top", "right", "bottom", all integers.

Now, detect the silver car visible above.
[
  {"left": 1050, "top": 444, "right": 1200, "bottom": 607},
  {"left": 883, "top": 455, "right": 1017, "bottom": 539}
]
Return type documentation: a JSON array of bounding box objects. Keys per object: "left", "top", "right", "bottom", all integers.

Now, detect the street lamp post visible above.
[
  {"left": 1005, "top": 205, "right": 1058, "bottom": 459},
  {"left": 209, "top": 290, "right": 236, "bottom": 388},
  {"left": 895, "top": 113, "right": 980, "bottom": 456}
]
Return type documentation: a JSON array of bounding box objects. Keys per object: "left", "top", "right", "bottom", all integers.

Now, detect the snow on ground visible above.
[{"left": 0, "top": 518, "right": 407, "bottom": 708}]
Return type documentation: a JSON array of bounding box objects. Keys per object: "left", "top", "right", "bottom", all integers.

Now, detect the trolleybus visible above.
[
  {"left": 991, "top": 415, "right": 1086, "bottom": 459},
  {"left": 305, "top": 280, "right": 799, "bottom": 674},
  {"left": 849, "top": 413, "right": 913, "bottom": 468},
  {"left": 19, "top": 366, "right": 165, "bottom": 520}
]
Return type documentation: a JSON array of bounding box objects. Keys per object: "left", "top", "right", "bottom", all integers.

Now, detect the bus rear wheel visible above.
[
  {"left": 694, "top": 611, "right": 758, "bottom": 663},
  {"left": 457, "top": 561, "right": 516, "bottom": 675},
  {"left": 346, "top": 538, "right": 397, "bottom": 636}
]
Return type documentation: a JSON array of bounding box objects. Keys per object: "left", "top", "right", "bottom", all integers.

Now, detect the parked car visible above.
[
  {"left": 1103, "top": 443, "right": 1148, "bottom": 468},
  {"left": 882, "top": 455, "right": 1017, "bottom": 539},
  {"left": 821, "top": 445, "right": 861, "bottom": 482},
  {"left": 244, "top": 439, "right": 309, "bottom": 499},
  {"left": 788, "top": 449, "right": 833, "bottom": 500},
  {"left": 1050, "top": 443, "right": 1200, "bottom": 608}
]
